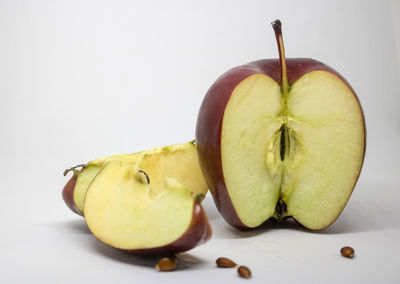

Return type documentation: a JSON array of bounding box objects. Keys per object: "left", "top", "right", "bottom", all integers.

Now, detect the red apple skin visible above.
[
  {"left": 62, "top": 174, "right": 84, "bottom": 217},
  {"left": 196, "top": 58, "right": 366, "bottom": 230},
  {"left": 91, "top": 202, "right": 212, "bottom": 256}
]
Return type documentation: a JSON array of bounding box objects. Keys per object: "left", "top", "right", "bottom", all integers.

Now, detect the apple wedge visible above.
[
  {"left": 62, "top": 153, "right": 143, "bottom": 216},
  {"left": 84, "top": 159, "right": 211, "bottom": 255},
  {"left": 196, "top": 20, "right": 365, "bottom": 230},
  {"left": 62, "top": 142, "right": 209, "bottom": 216}
]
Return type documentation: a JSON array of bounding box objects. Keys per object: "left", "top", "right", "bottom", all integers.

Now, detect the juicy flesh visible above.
[
  {"left": 136, "top": 143, "right": 208, "bottom": 199},
  {"left": 221, "top": 71, "right": 364, "bottom": 229},
  {"left": 84, "top": 160, "right": 194, "bottom": 249},
  {"left": 83, "top": 142, "right": 206, "bottom": 249},
  {"left": 74, "top": 142, "right": 207, "bottom": 213},
  {"left": 74, "top": 153, "right": 143, "bottom": 212},
  {"left": 75, "top": 164, "right": 104, "bottom": 212}
]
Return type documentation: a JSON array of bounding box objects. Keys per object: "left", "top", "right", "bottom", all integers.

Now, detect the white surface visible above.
[{"left": 0, "top": 0, "right": 399, "bottom": 283}]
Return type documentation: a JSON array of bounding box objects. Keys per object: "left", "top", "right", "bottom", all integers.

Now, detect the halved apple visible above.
[
  {"left": 196, "top": 20, "right": 365, "bottom": 230},
  {"left": 84, "top": 158, "right": 211, "bottom": 255},
  {"left": 62, "top": 142, "right": 208, "bottom": 216}
]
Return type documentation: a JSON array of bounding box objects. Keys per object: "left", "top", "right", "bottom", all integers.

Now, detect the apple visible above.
[
  {"left": 62, "top": 141, "right": 208, "bottom": 216},
  {"left": 62, "top": 153, "right": 143, "bottom": 216},
  {"left": 196, "top": 20, "right": 365, "bottom": 230},
  {"left": 84, "top": 157, "right": 211, "bottom": 255}
]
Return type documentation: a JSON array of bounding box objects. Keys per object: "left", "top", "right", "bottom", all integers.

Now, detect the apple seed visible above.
[
  {"left": 216, "top": 257, "right": 237, "bottom": 268},
  {"left": 341, "top": 246, "right": 355, "bottom": 258},
  {"left": 155, "top": 257, "right": 178, "bottom": 271},
  {"left": 136, "top": 170, "right": 150, "bottom": 184},
  {"left": 238, "top": 266, "right": 251, "bottom": 279}
]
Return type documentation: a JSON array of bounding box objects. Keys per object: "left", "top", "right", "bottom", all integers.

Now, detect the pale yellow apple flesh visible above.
[
  {"left": 221, "top": 71, "right": 365, "bottom": 229},
  {"left": 74, "top": 164, "right": 102, "bottom": 213},
  {"left": 136, "top": 143, "right": 208, "bottom": 199},
  {"left": 74, "top": 153, "right": 144, "bottom": 212},
  {"left": 84, "top": 160, "right": 195, "bottom": 250},
  {"left": 73, "top": 142, "right": 208, "bottom": 213}
]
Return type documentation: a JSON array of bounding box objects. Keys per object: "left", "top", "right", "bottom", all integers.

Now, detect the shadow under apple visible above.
[
  {"left": 90, "top": 239, "right": 207, "bottom": 271},
  {"left": 209, "top": 179, "right": 398, "bottom": 238}
]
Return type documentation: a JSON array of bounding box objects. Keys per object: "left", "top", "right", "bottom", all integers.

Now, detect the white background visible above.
[{"left": 0, "top": 0, "right": 399, "bottom": 283}]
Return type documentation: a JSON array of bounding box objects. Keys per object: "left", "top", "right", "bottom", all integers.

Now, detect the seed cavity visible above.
[
  {"left": 265, "top": 128, "right": 282, "bottom": 179},
  {"left": 280, "top": 125, "right": 286, "bottom": 161},
  {"left": 280, "top": 124, "right": 290, "bottom": 161}
]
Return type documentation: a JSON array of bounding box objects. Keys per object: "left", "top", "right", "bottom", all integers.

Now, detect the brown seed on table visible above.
[
  {"left": 341, "top": 246, "right": 355, "bottom": 258},
  {"left": 238, "top": 266, "right": 251, "bottom": 279},
  {"left": 155, "top": 257, "right": 178, "bottom": 271},
  {"left": 216, "top": 257, "right": 237, "bottom": 268}
]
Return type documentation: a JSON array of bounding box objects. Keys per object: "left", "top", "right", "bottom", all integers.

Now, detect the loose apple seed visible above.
[
  {"left": 216, "top": 257, "right": 237, "bottom": 268},
  {"left": 155, "top": 257, "right": 178, "bottom": 271},
  {"left": 341, "top": 246, "right": 355, "bottom": 258},
  {"left": 237, "top": 266, "right": 251, "bottom": 279}
]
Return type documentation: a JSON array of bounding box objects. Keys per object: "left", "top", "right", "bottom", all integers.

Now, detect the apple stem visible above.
[
  {"left": 271, "top": 19, "right": 289, "bottom": 117},
  {"left": 63, "top": 164, "right": 86, "bottom": 176}
]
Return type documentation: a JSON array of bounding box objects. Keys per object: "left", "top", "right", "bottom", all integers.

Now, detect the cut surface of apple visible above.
[
  {"left": 135, "top": 142, "right": 209, "bottom": 200},
  {"left": 221, "top": 70, "right": 364, "bottom": 229},
  {"left": 75, "top": 153, "right": 143, "bottom": 212},
  {"left": 196, "top": 20, "right": 365, "bottom": 230},
  {"left": 62, "top": 141, "right": 208, "bottom": 216},
  {"left": 84, "top": 159, "right": 211, "bottom": 254},
  {"left": 62, "top": 153, "right": 143, "bottom": 216}
]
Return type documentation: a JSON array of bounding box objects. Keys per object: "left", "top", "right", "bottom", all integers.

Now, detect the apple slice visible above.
[
  {"left": 62, "top": 153, "right": 143, "bottom": 216},
  {"left": 84, "top": 159, "right": 211, "bottom": 255},
  {"left": 62, "top": 142, "right": 208, "bottom": 216},
  {"left": 196, "top": 20, "right": 365, "bottom": 230}
]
